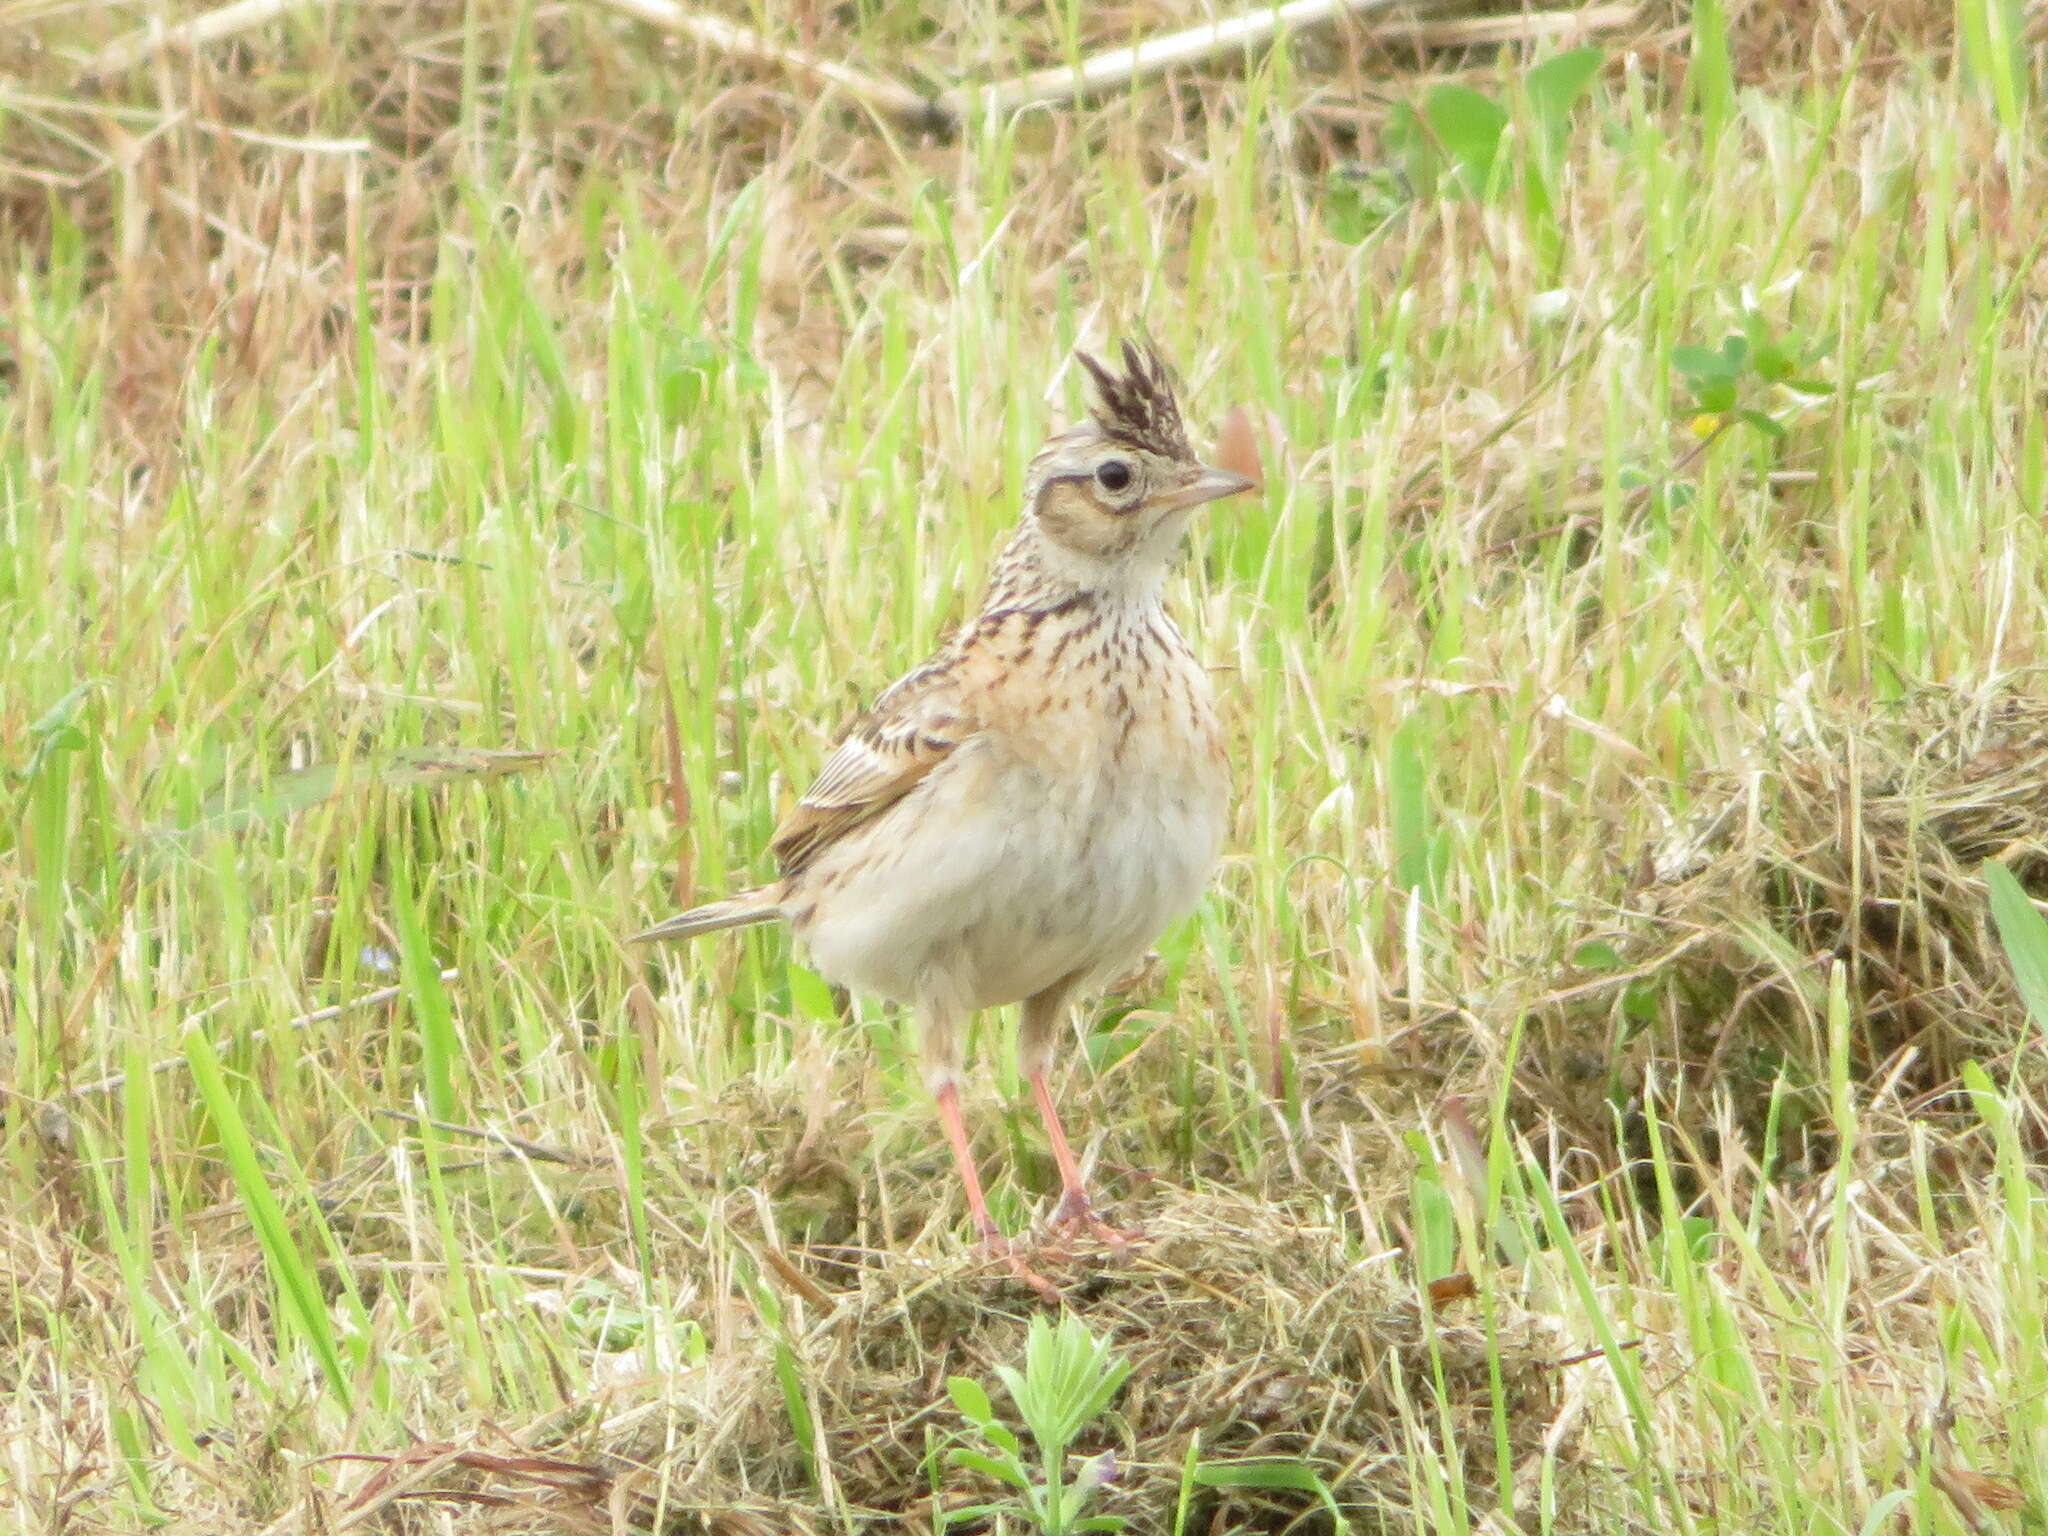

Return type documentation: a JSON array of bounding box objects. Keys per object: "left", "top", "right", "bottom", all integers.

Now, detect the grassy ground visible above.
[{"left": 7, "top": 0, "right": 2048, "bottom": 1531}]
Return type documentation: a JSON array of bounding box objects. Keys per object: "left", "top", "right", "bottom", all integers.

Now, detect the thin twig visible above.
[
  {"left": 374, "top": 1108, "right": 587, "bottom": 1168},
  {"left": 79, "top": 0, "right": 1645, "bottom": 130},
  {"left": 591, "top": 0, "right": 1641, "bottom": 131},
  {"left": 757, "top": 1241, "right": 840, "bottom": 1309},
  {"left": 61, "top": 969, "right": 459, "bottom": 1099},
  {"left": 941, "top": 0, "right": 1411, "bottom": 122},
  {"left": 1542, "top": 1338, "right": 1644, "bottom": 1370},
  {"left": 1373, "top": 3, "right": 1640, "bottom": 52},
  {"left": 78, "top": 0, "right": 313, "bottom": 81},
  {"left": 589, "top": 0, "right": 941, "bottom": 125},
  {"left": 949, "top": 0, "right": 1638, "bottom": 118}
]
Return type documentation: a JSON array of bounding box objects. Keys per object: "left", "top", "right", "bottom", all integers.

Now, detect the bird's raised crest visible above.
[{"left": 1076, "top": 339, "right": 1191, "bottom": 460}]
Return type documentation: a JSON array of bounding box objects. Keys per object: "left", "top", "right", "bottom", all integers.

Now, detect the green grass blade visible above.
[{"left": 182, "top": 1028, "right": 353, "bottom": 1414}]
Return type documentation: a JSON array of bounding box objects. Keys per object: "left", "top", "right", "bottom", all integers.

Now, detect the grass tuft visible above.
[{"left": 7, "top": 2, "right": 2048, "bottom": 1532}]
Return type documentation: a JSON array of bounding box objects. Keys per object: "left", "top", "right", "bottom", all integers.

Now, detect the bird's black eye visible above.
[{"left": 1095, "top": 460, "right": 1132, "bottom": 492}]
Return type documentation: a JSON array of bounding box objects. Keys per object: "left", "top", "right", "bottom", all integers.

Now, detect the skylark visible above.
[{"left": 635, "top": 341, "right": 1252, "bottom": 1290}]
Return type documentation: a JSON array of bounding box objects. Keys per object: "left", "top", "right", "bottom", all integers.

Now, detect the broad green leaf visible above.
[
  {"left": 787, "top": 963, "right": 839, "bottom": 1023},
  {"left": 1084, "top": 1017, "right": 1150, "bottom": 1073},
  {"left": 1670, "top": 344, "right": 1734, "bottom": 383},
  {"left": 1194, "top": 1460, "right": 1348, "bottom": 1530},
  {"left": 1408, "top": 1165, "right": 1459, "bottom": 1280},
  {"left": 1524, "top": 47, "right": 1604, "bottom": 134},
  {"left": 1984, "top": 860, "right": 2048, "bottom": 1036},
  {"left": 947, "top": 1375, "right": 995, "bottom": 1425},
  {"left": 1623, "top": 979, "right": 1662, "bottom": 1025},
  {"left": 1426, "top": 85, "right": 1510, "bottom": 194},
  {"left": 1196, "top": 1460, "right": 1332, "bottom": 1490},
  {"left": 948, "top": 1449, "right": 1029, "bottom": 1489},
  {"left": 1573, "top": 939, "right": 1624, "bottom": 969},
  {"left": 1751, "top": 336, "right": 1793, "bottom": 380}
]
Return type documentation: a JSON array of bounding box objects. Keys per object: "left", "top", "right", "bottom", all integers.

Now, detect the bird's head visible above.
[{"left": 1019, "top": 341, "right": 1254, "bottom": 591}]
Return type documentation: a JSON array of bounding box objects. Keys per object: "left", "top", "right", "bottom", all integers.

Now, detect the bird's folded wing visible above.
[{"left": 770, "top": 664, "right": 971, "bottom": 876}]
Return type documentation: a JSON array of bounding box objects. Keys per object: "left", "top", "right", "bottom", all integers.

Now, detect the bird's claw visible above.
[
  {"left": 979, "top": 1231, "right": 1063, "bottom": 1305},
  {"left": 1045, "top": 1191, "right": 1145, "bottom": 1251}
]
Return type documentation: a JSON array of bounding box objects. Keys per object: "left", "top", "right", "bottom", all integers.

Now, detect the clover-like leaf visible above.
[{"left": 947, "top": 1376, "right": 995, "bottom": 1426}]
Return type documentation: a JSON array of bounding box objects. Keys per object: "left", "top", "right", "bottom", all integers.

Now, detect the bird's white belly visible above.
[{"left": 796, "top": 744, "right": 1224, "bottom": 1015}]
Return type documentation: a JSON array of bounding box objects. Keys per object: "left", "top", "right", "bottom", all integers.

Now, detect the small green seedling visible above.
[
  {"left": 1671, "top": 306, "right": 1836, "bottom": 440},
  {"left": 940, "top": 1314, "right": 1132, "bottom": 1535}
]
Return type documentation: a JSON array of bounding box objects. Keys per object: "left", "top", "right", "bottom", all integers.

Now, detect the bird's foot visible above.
[
  {"left": 978, "top": 1229, "right": 1063, "bottom": 1305},
  {"left": 1045, "top": 1190, "right": 1145, "bottom": 1251}
]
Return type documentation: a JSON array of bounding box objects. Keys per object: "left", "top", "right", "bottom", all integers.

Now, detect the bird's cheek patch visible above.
[{"left": 1036, "top": 482, "right": 1122, "bottom": 558}]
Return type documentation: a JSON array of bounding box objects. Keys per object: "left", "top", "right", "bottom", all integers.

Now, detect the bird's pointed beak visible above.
[{"left": 1157, "top": 463, "right": 1257, "bottom": 512}]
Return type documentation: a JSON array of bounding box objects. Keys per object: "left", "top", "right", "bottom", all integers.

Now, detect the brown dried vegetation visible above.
[{"left": 8, "top": 2, "right": 2048, "bottom": 1533}]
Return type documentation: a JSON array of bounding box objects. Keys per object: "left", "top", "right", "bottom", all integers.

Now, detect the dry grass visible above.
[
  {"left": 1646, "top": 686, "right": 2048, "bottom": 1079},
  {"left": 596, "top": 1191, "right": 1557, "bottom": 1532},
  {"left": 9, "top": 0, "right": 2048, "bottom": 1532},
  {"left": 1516, "top": 685, "right": 2048, "bottom": 1164}
]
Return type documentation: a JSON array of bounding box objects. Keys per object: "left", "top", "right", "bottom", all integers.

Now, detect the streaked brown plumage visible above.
[{"left": 635, "top": 341, "right": 1251, "bottom": 1293}]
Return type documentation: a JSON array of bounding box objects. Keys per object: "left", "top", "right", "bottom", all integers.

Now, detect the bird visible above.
[{"left": 634, "top": 340, "right": 1252, "bottom": 1292}]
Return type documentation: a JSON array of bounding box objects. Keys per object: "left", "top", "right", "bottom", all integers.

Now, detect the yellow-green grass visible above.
[{"left": 5, "top": 1, "right": 2047, "bottom": 1530}]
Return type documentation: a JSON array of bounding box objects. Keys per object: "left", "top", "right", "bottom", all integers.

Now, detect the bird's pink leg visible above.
[
  {"left": 1029, "top": 1069, "right": 1143, "bottom": 1249},
  {"left": 934, "top": 1079, "right": 1059, "bottom": 1302},
  {"left": 933, "top": 1079, "right": 1002, "bottom": 1240}
]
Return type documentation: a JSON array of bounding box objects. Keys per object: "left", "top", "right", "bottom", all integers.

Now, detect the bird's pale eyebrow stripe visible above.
[{"left": 1043, "top": 470, "right": 1143, "bottom": 513}]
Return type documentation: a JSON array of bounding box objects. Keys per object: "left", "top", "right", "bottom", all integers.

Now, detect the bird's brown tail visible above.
[{"left": 630, "top": 887, "right": 782, "bottom": 944}]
